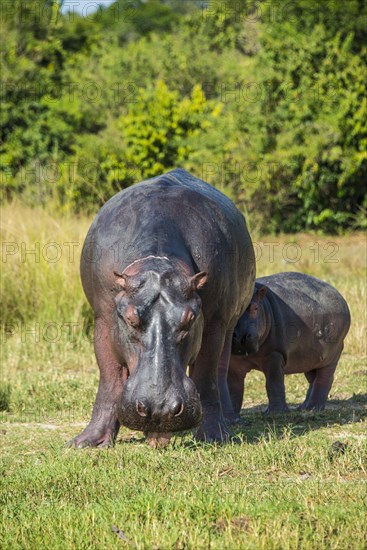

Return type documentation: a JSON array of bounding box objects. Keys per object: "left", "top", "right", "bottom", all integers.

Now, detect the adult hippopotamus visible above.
[
  {"left": 228, "top": 272, "right": 350, "bottom": 415},
  {"left": 69, "top": 168, "right": 255, "bottom": 447}
]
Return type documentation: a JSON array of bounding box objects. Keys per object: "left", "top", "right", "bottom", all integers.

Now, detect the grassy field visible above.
[{"left": 1, "top": 204, "right": 366, "bottom": 549}]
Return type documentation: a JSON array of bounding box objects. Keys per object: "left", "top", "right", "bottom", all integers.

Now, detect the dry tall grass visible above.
[
  {"left": 1, "top": 202, "right": 366, "bottom": 358},
  {"left": 1, "top": 201, "right": 90, "bottom": 327}
]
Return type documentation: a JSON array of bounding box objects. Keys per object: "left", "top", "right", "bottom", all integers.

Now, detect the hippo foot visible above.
[
  {"left": 67, "top": 434, "right": 114, "bottom": 449},
  {"left": 67, "top": 422, "right": 119, "bottom": 449},
  {"left": 145, "top": 432, "right": 172, "bottom": 449},
  {"left": 297, "top": 401, "right": 325, "bottom": 412},
  {"left": 224, "top": 412, "right": 241, "bottom": 425},
  {"left": 264, "top": 404, "right": 290, "bottom": 415},
  {"left": 194, "top": 407, "right": 230, "bottom": 443},
  {"left": 195, "top": 422, "right": 230, "bottom": 443}
]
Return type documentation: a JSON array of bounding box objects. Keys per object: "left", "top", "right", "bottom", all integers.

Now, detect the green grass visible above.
[{"left": 1, "top": 204, "right": 366, "bottom": 549}]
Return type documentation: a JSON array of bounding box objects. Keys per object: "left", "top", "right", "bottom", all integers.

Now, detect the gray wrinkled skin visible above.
[
  {"left": 229, "top": 272, "right": 351, "bottom": 415},
  {"left": 68, "top": 168, "right": 255, "bottom": 447}
]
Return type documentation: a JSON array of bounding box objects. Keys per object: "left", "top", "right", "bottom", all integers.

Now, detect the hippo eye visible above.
[
  {"left": 124, "top": 305, "right": 140, "bottom": 328},
  {"left": 179, "top": 308, "right": 195, "bottom": 332},
  {"left": 176, "top": 308, "right": 196, "bottom": 343},
  {"left": 177, "top": 330, "right": 189, "bottom": 343}
]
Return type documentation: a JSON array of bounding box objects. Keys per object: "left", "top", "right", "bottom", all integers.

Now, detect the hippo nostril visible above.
[
  {"left": 171, "top": 399, "right": 184, "bottom": 417},
  {"left": 136, "top": 399, "right": 149, "bottom": 417}
]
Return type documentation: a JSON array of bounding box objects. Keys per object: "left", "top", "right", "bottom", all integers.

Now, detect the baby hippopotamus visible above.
[{"left": 228, "top": 272, "right": 350, "bottom": 414}]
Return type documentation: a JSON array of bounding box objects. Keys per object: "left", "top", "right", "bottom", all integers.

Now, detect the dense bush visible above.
[{"left": 1, "top": 0, "right": 366, "bottom": 232}]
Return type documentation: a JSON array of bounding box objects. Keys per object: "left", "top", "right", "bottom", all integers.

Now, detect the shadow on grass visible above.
[
  {"left": 232, "top": 393, "right": 367, "bottom": 444},
  {"left": 115, "top": 394, "right": 366, "bottom": 449}
]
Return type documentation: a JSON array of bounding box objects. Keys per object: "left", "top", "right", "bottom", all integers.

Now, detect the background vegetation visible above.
[{"left": 1, "top": 0, "right": 367, "bottom": 232}]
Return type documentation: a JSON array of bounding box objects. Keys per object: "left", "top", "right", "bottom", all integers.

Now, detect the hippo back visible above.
[
  {"left": 81, "top": 168, "right": 255, "bottom": 324},
  {"left": 257, "top": 272, "right": 351, "bottom": 370}
]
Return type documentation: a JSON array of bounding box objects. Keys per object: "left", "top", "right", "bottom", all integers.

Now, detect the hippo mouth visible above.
[
  {"left": 232, "top": 340, "right": 258, "bottom": 356},
  {"left": 232, "top": 346, "right": 248, "bottom": 356},
  {"left": 245, "top": 343, "right": 259, "bottom": 354},
  {"left": 118, "top": 396, "right": 203, "bottom": 433}
]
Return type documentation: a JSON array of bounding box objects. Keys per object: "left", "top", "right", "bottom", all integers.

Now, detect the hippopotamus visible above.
[
  {"left": 228, "top": 272, "right": 350, "bottom": 415},
  {"left": 69, "top": 168, "right": 255, "bottom": 447}
]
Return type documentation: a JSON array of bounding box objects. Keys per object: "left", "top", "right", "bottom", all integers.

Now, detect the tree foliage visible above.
[{"left": 1, "top": 0, "right": 366, "bottom": 232}]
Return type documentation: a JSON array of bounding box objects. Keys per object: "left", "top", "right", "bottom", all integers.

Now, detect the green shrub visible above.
[{"left": 1, "top": 0, "right": 366, "bottom": 232}]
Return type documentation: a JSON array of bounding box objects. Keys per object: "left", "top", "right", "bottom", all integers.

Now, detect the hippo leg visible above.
[
  {"left": 263, "top": 352, "right": 289, "bottom": 414},
  {"left": 68, "top": 318, "right": 126, "bottom": 448},
  {"left": 298, "top": 370, "right": 317, "bottom": 410},
  {"left": 298, "top": 361, "right": 337, "bottom": 411},
  {"left": 227, "top": 370, "right": 246, "bottom": 418},
  {"left": 218, "top": 330, "right": 240, "bottom": 424},
  {"left": 192, "top": 325, "right": 230, "bottom": 442}
]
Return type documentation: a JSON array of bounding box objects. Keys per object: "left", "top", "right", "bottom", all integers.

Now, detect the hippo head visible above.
[
  {"left": 113, "top": 257, "right": 207, "bottom": 434},
  {"left": 232, "top": 286, "right": 267, "bottom": 355}
]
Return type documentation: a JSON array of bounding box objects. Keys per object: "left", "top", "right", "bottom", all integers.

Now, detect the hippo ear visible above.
[
  {"left": 256, "top": 286, "right": 267, "bottom": 301},
  {"left": 114, "top": 271, "right": 129, "bottom": 290},
  {"left": 190, "top": 271, "right": 208, "bottom": 291}
]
